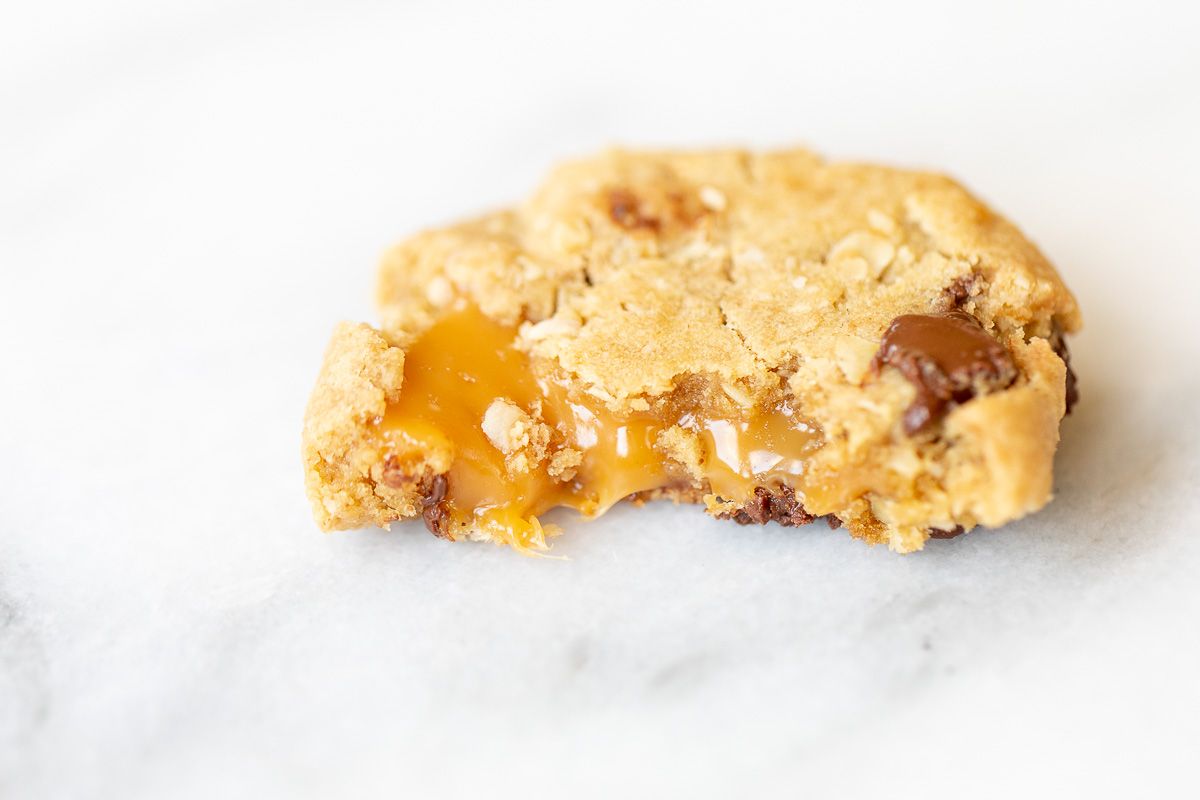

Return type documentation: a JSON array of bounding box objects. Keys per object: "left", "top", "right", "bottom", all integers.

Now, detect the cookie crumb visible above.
[
  {"left": 481, "top": 398, "right": 551, "bottom": 474},
  {"left": 547, "top": 448, "right": 583, "bottom": 482}
]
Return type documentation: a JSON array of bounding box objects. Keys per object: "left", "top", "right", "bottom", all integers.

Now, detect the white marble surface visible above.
[{"left": 3, "top": 1, "right": 1199, "bottom": 796}]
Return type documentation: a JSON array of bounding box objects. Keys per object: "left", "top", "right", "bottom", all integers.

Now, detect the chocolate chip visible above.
[
  {"left": 420, "top": 474, "right": 452, "bottom": 539},
  {"left": 1048, "top": 323, "right": 1079, "bottom": 415},
  {"left": 379, "top": 462, "right": 452, "bottom": 538},
  {"left": 607, "top": 189, "right": 660, "bottom": 232},
  {"left": 421, "top": 504, "right": 451, "bottom": 539},
  {"left": 872, "top": 311, "right": 1017, "bottom": 434},
  {"left": 422, "top": 473, "right": 447, "bottom": 505},
  {"left": 927, "top": 525, "right": 965, "bottom": 540},
  {"left": 941, "top": 273, "right": 983, "bottom": 310},
  {"left": 381, "top": 460, "right": 445, "bottom": 502},
  {"left": 720, "top": 485, "right": 816, "bottom": 527}
]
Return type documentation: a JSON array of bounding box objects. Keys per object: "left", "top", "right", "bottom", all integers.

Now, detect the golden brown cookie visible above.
[{"left": 302, "top": 148, "right": 1080, "bottom": 553}]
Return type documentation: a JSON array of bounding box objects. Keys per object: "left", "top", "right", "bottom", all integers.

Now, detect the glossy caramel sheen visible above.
[{"left": 381, "top": 306, "right": 821, "bottom": 551}]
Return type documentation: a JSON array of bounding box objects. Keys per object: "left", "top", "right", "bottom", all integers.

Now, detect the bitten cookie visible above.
[{"left": 303, "top": 148, "right": 1080, "bottom": 553}]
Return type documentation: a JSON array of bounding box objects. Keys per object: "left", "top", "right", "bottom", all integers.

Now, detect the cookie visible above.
[{"left": 302, "top": 148, "right": 1080, "bottom": 553}]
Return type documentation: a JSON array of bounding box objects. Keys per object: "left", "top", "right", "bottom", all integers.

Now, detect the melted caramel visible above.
[{"left": 381, "top": 305, "right": 822, "bottom": 551}]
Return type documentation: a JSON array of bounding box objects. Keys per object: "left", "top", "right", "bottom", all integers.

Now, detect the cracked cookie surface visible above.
[{"left": 303, "top": 147, "right": 1080, "bottom": 553}]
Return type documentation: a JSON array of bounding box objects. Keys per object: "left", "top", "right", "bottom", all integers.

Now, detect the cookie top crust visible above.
[{"left": 376, "top": 148, "right": 1078, "bottom": 415}]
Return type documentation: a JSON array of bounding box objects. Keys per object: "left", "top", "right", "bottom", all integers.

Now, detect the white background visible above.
[{"left": 3, "top": 1, "right": 1199, "bottom": 797}]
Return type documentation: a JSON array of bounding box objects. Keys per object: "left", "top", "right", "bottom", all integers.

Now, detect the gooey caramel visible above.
[{"left": 380, "top": 305, "right": 821, "bottom": 551}]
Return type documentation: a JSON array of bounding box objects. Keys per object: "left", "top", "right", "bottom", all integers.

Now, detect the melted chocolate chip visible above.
[
  {"left": 928, "top": 525, "right": 966, "bottom": 540},
  {"left": 941, "top": 273, "right": 983, "bottom": 310},
  {"left": 379, "top": 461, "right": 453, "bottom": 539},
  {"left": 608, "top": 189, "right": 661, "bottom": 232},
  {"left": 721, "top": 485, "right": 816, "bottom": 527},
  {"left": 1048, "top": 323, "right": 1079, "bottom": 415},
  {"left": 872, "top": 311, "right": 1017, "bottom": 434},
  {"left": 607, "top": 187, "right": 711, "bottom": 233},
  {"left": 420, "top": 474, "right": 452, "bottom": 539}
]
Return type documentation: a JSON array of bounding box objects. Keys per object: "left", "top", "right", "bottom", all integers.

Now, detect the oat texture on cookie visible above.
[{"left": 303, "top": 148, "right": 1080, "bottom": 553}]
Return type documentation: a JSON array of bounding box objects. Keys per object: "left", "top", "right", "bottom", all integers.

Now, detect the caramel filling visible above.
[{"left": 380, "top": 305, "right": 822, "bottom": 551}]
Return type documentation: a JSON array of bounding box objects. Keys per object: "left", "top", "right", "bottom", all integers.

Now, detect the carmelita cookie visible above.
[{"left": 302, "top": 148, "right": 1080, "bottom": 553}]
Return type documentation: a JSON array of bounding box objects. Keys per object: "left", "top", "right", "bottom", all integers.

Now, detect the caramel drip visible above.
[{"left": 380, "top": 305, "right": 822, "bottom": 551}]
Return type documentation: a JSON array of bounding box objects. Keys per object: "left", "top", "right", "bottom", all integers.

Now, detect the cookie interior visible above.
[{"left": 378, "top": 303, "right": 825, "bottom": 552}]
